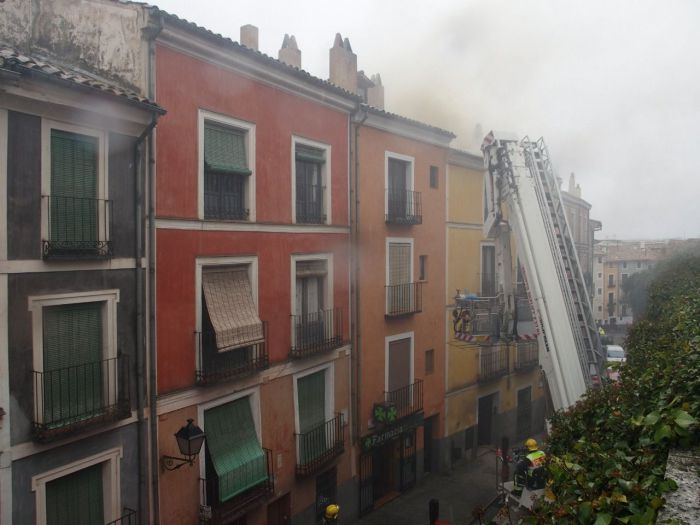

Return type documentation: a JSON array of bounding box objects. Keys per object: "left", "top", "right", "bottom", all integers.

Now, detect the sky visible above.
[{"left": 154, "top": 0, "right": 700, "bottom": 240}]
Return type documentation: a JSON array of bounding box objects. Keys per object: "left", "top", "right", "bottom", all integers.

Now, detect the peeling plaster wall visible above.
[{"left": 0, "top": 0, "right": 151, "bottom": 93}]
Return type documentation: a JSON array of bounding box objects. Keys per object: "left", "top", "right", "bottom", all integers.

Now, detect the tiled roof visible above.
[
  {"left": 364, "top": 104, "right": 456, "bottom": 139},
  {"left": 0, "top": 44, "right": 165, "bottom": 114}
]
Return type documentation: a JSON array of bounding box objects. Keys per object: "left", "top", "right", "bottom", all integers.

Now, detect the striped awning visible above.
[{"left": 202, "top": 266, "right": 264, "bottom": 352}]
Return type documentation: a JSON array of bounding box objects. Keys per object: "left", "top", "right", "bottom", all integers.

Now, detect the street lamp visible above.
[{"left": 161, "top": 419, "right": 205, "bottom": 471}]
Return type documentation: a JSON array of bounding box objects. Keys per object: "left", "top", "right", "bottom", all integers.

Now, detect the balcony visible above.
[
  {"left": 381, "top": 379, "right": 423, "bottom": 423},
  {"left": 199, "top": 449, "right": 274, "bottom": 525},
  {"left": 196, "top": 323, "right": 269, "bottom": 386},
  {"left": 295, "top": 414, "right": 345, "bottom": 477},
  {"left": 385, "top": 282, "right": 423, "bottom": 317},
  {"left": 106, "top": 508, "right": 137, "bottom": 525},
  {"left": 452, "top": 294, "right": 499, "bottom": 337},
  {"left": 385, "top": 189, "right": 422, "bottom": 225},
  {"left": 32, "top": 355, "right": 130, "bottom": 442},
  {"left": 296, "top": 181, "right": 326, "bottom": 224},
  {"left": 478, "top": 345, "right": 509, "bottom": 382},
  {"left": 290, "top": 308, "right": 343, "bottom": 359},
  {"left": 515, "top": 340, "right": 539, "bottom": 371},
  {"left": 42, "top": 195, "right": 112, "bottom": 259}
]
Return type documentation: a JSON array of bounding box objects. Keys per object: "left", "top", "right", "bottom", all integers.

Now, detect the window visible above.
[
  {"left": 293, "top": 138, "right": 330, "bottom": 224},
  {"left": 598, "top": 306, "right": 602, "bottom": 312},
  {"left": 637, "top": 261, "right": 641, "bottom": 268},
  {"left": 623, "top": 262, "right": 627, "bottom": 269},
  {"left": 598, "top": 257, "right": 602, "bottom": 263},
  {"left": 385, "top": 152, "right": 420, "bottom": 224},
  {"left": 386, "top": 239, "right": 419, "bottom": 315},
  {"left": 419, "top": 255, "right": 427, "bottom": 281},
  {"left": 29, "top": 290, "right": 123, "bottom": 438},
  {"left": 425, "top": 349, "right": 434, "bottom": 374},
  {"left": 42, "top": 122, "right": 109, "bottom": 259},
  {"left": 598, "top": 273, "right": 602, "bottom": 278},
  {"left": 297, "top": 369, "right": 327, "bottom": 464},
  {"left": 203, "top": 394, "right": 268, "bottom": 504},
  {"left": 32, "top": 447, "right": 122, "bottom": 525},
  {"left": 315, "top": 468, "right": 337, "bottom": 525},
  {"left": 622, "top": 274, "right": 628, "bottom": 283},
  {"left": 429, "top": 165, "right": 438, "bottom": 189},
  {"left": 608, "top": 275, "right": 614, "bottom": 287},
  {"left": 598, "top": 288, "right": 602, "bottom": 295},
  {"left": 481, "top": 244, "right": 496, "bottom": 296},
  {"left": 199, "top": 111, "right": 255, "bottom": 221},
  {"left": 198, "top": 261, "right": 266, "bottom": 384},
  {"left": 385, "top": 333, "right": 415, "bottom": 413}
]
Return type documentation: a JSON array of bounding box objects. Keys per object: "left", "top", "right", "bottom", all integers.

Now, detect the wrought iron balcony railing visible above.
[
  {"left": 199, "top": 448, "right": 274, "bottom": 525},
  {"left": 42, "top": 195, "right": 112, "bottom": 259},
  {"left": 515, "top": 340, "right": 539, "bottom": 371},
  {"left": 385, "top": 189, "right": 422, "bottom": 225},
  {"left": 478, "top": 345, "right": 509, "bottom": 382},
  {"left": 32, "top": 354, "right": 130, "bottom": 442},
  {"left": 296, "top": 181, "right": 326, "bottom": 224},
  {"left": 195, "top": 323, "right": 269, "bottom": 386},
  {"left": 204, "top": 171, "right": 249, "bottom": 221},
  {"left": 383, "top": 379, "right": 423, "bottom": 422},
  {"left": 452, "top": 294, "right": 500, "bottom": 337},
  {"left": 106, "top": 508, "right": 138, "bottom": 525},
  {"left": 295, "top": 414, "right": 345, "bottom": 477},
  {"left": 290, "top": 308, "right": 343, "bottom": 359},
  {"left": 385, "top": 282, "right": 423, "bottom": 317}
]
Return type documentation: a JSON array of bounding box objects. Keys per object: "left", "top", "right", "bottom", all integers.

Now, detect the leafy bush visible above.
[{"left": 525, "top": 253, "right": 700, "bottom": 525}]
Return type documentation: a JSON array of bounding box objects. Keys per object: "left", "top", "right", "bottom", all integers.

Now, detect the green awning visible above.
[
  {"left": 204, "top": 125, "right": 252, "bottom": 175},
  {"left": 46, "top": 463, "right": 104, "bottom": 525},
  {"left": 295, "top": 145, "right": 325, "bottom": 164},
  {"left": 204, "top": 397, "right": 267, "bottom": 502}
]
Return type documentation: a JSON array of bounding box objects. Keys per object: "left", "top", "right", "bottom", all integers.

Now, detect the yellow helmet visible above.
[
  {"left": 325, "top": 504, "right": 340, "bottom": 518},
  {"left": 525, "top": 438, "right": 538, "bottom": 451}
]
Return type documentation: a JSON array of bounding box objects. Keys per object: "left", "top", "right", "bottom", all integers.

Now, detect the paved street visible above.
[{"left": 351, "top": 447, "right": 500, "bottom": 525}]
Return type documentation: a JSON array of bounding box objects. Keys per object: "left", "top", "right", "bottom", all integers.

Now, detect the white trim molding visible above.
[
  {"left": 198, "top": 109, "right": 256, "bottom": 222},
  {"left": 31, "top": 446, "right": 123, "bottom": 525},
  {"left": 291, "top": 135, "right": 332, "bottom": 225},
  {"left": 384, "top": 331, "right": 415, "bottom": 392},
  {"left": 155, "top": 218, "right": 349, "bottom": 234}
]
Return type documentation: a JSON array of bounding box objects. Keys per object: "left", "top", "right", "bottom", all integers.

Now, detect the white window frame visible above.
[
  {"left": 384, "top": 151, "right": 415, "bottom": 214},
  {"left": 385, "top": 237, "right": 414, "bottom": 285},
  {"left": 28, "top": 289, "right": 120, "bottom": 424},
  {"left": 198, "top": 109, "right": 256, "bottom": 221},
  {"left": 41, "top": 119, "right": 109, "bottom": 247},
  {"left": 31, "top": 446, "right": 122, "bottom": 525},
  {"left": 197, "top": 386, "right": 262, "bottom": 489},
  {"left": 292, "top": 362, "right": 335, "bottom": 457},
  {"left": 291, "top": 136, "right": 332, "bottom": 225},
  {"left": 480, "top": 242, "right": 496, "bottom": 296},
  {"left": 384, "top": 331, "right": 415, "bottom": 392}
]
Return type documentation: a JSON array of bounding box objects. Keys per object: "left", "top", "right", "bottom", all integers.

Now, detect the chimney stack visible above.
[
  {"left": 367, "top": 74, "right": 384, "bottom": 109},
  {"left": 329, "top": 33, "right": 357, "bottom": 94},
  {"left": 240, "top": 24, "right": 259, "bottom": 51},
  {"left": 278, "top": 34, "right": 301, "bottom": 69}
]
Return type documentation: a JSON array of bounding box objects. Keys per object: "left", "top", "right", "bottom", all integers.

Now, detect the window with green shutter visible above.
[
  {"left": 297, "top": 370, "right": 327, "bottom": 463},
  {"left": 204, "top": 397, "right": 267, "bottom": 502},
  {"left": 50, "top": 130, "right": 98, "bottom": 246},
  {"left": 204, "top": 123, "right": 250, "bottom": 220},
  {"left": 45, "top": 463, "right": 104, "bottom": 525},
  {"left": 42, "top": 302, "right": 103, "bottom": 427}
]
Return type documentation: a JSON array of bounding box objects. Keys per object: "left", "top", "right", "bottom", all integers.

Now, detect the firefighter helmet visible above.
[
  {"left": 525, "top": 438, "right": 538, "bottom": 451},
  {"left": 324, "top": 504, "right": 340, "bottom": 519}
]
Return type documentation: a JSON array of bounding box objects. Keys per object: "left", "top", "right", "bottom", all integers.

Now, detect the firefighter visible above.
[
  {"left": 323, "top": 504, "right": 340, "bottom": 524},
  {"left": 514, "top": 438, "right": 547, "bottom": 493}
]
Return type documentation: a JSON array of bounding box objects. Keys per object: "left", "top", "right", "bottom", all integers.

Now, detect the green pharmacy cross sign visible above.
[{"left": 373, "top": 401, "right": 398, "bottom": 425}]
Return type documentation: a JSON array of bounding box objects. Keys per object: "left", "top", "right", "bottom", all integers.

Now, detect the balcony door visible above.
[
  {"left": 295, "top": 260, "right": 327, "bottom": 349},
  {"left": 387, "top": 158, "right": 409, "bottom": 219},
  {"left": 387, "top": 242, "right": 413, "bottom": 314},
  {"left": 297, "top": 370, "right": 327, "bottom": 464}
]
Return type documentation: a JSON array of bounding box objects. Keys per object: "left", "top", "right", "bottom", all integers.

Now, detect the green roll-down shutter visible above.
[
  {"left": 297, "top": 370, "right": 327, "bottom": 463},
  {"left": 204, "top": 397, "right": 267, "bottom": 502},
  {"left": 204, "top": 125, "right": 252, "bottom": 175},
  {"left": 50, "top": 130, "right": 98, "bottom": 243},
  {"left": 295, "top": 145, "right": 325, "bottom": 164},
  {"left": 45, "top": 462, "right": 104, "bottom": 525},
  {"left": 43, "top": 302, "right": 103, "bottom": 426}
]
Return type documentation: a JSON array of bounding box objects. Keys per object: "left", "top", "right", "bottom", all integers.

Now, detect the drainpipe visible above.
[
  {"left": 350, "top": 106, "right": 367, "bottom": 445},
  {"left": 134, "top": 116, "right": 158, "bottom": 525}
]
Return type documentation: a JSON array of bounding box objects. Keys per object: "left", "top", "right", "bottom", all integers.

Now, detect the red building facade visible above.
[{"left": 153, "top": 21, "right": 357, "bottom": 525}]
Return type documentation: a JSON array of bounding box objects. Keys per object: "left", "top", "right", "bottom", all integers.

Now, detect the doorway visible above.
[
  {"left": 423, "top": 415, "right": 436, "bottom": 473},
  {"left": 267, "top": 493, "right": 291, "bottom": 525},
  {"left": 478, "top": 393, "right": 498, "bottom": 446}
]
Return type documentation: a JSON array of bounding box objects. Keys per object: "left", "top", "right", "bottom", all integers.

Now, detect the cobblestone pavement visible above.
[{"left": 350, "top": 447, "right": 500, "bottom": 525}]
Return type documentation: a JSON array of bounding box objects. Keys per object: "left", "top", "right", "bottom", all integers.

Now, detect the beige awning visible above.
[{"left": 202, "top": 266, "right": 264, "bottom": 352}]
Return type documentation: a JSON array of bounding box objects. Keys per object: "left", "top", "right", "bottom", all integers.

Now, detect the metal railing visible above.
[
  {"left": 32, "top": 355, "right": 130, "bottom": 442},
  {"left": 515, "top": 340, "right": 539, "bottom": 370},
  {"left": 295, "top": 181, "right": 326, "bottom": 224},
  {"left": 453, "top": 294, "right": 499, "bottom": 336},
  {"left": 385, "top": 189, "right": 422, "bottom": 225},
  {"left": 106, "top": 508, "right": 138, "bottom": 525},
  {"left": 204, "top": 171, "right": 249, "bottom": 221},
  {"left": 290, "top": 308, "right": 343, "bottom": 359},
  {"left": 478, "top": 345, "right": 509, "bottom": 382},
  {"left": 199, "top": 448, "right": 273, "bottom": 524},
  {"left": 384, "top": 379, "right": 423, "bottom": 421},
  {"left": 295, "top": 414, "right": 345, "bottom": 477},
  {"left": 195, "top": 323, "right": 269, "bottom": 386},
  {"left": 385, "top": 282, "right": 423, "bottom": 317},
  {"left": 42, "top": 195, "right": 112, "bottom": 259}
]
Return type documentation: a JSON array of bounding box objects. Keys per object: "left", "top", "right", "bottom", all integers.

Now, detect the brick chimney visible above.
[
  {"left": 240, "top": 24, "right": 259, "bottom": 51},
  {"left": 278, "top": 34, "right": 301, "bottom": 68},
  {"left": 367, "top": 74, "right": 384, "bottom": 109},
  {"left": 329, "top": 33, "right": 357, "bottom": 94}
]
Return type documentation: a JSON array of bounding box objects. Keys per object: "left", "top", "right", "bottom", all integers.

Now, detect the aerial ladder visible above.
[{"left": 481, "top": 132, "right": 604, "bottom": 411}]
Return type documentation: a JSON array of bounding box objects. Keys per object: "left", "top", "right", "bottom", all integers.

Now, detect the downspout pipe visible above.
[{"left": 134, "top": 116, "right": 158, "bottom": 525}]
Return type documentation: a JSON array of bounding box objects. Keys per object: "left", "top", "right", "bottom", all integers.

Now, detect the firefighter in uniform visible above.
[{"left": 514, "top": 438, "right": 547, "bottom": 493}]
